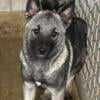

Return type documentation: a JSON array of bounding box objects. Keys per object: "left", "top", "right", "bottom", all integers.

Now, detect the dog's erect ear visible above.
[
  {"left": 26, "top": 0, "right": 38, "bottom": 19},
  {"left": 60, "top": 7, "right": 74, "bottom": 28},
  {"left": 59, "top": 1, "right": 75, "bottom": 28}
]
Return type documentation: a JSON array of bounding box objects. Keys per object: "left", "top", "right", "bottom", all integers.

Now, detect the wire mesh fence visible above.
[{"left": 75, "top": 0, "right": 100, "bottom": 100}]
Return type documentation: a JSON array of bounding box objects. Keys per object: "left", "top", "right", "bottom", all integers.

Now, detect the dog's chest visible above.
[
  {"left": 31, "top": 46, "right": 68, "bottom": 87},
  {"left": 21, "top": 45, "right": 68, "bottom": 88},
  {"left": 32, "top": 63, "right": 67, "bottom": 88}
]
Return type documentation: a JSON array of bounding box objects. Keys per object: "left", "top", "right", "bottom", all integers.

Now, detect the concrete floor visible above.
[
  {"left": 0, "top": 12, "right": 79, "bottom": 100},
  {"left": 0, "top": 37, "right": 23, "bottom": 100},
  {"left": 0, "top": 12, "right": 23, "bottom": 100}
]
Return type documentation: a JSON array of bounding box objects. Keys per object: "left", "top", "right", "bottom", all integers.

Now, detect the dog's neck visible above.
[
  {"left": 21, "top": 43, "right": 68, "bottom": 71},
  {"left": 45, "top": 45, "right": 68, "bottom": 76}
]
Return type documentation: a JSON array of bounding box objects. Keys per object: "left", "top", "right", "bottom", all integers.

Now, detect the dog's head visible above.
[{"left": 24, "top": 11, "right": 66, "bottom": 59}]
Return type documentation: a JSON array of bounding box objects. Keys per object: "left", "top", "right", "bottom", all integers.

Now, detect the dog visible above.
[{"left": 20, "top": 10, "right": 87, "bottom": 100}]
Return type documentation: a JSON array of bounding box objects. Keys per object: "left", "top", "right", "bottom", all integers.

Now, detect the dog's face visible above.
[{"left": 24, "top": 11, "right": 66, "bottom": 59}]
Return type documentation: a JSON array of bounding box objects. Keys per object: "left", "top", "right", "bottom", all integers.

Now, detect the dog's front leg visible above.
[
  {"left": 23, "top": 81, "right": 36, "bottom": 100},
  {"left": 48, "top": 87, "right": 65, "bottom": 100}
]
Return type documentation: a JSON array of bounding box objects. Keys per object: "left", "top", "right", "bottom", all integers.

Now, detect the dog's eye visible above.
[
  {"left": 51, "top": 31, "right": 59, "bottom": 40},
  {"left": 32, "top": 25, "right": 40, "bottom": 36},
  {"left": 33, "top": 28, "right": 39, "bottom": 35}
]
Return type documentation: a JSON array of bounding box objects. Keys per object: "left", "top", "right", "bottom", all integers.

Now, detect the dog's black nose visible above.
[{"left": 39, "top": 48, "right": 46, "bottom": 55}]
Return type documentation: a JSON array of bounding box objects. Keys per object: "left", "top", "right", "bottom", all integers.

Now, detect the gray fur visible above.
[
  {"left": 20, "top": 11, "right": 72, "bottom": 100},
  {"left": 21, "top": 11, "right": 71, "bottom": 89},
  {"left": 20, "top": 11, "right": 87, "bottom": 100}
]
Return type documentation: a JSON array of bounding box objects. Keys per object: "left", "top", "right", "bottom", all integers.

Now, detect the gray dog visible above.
[{"left": 20, "top": 10, "right": 87, "bottom": 100}]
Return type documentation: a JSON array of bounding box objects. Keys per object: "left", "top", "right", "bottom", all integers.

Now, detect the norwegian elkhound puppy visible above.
[{"left": 20, "top": 10, "right": 87, "bottom": 100}]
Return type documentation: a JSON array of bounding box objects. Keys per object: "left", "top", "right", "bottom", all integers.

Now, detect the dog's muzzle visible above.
[{"left": 39, "top": 47, "right": 47, "bottom": 55}]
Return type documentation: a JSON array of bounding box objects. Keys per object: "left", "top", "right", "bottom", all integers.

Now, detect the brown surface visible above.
[
  {"left": 0, "top": 12, "right": 24, "bottom": 37},
  {"left": 0, "top": 12, "right": 23, "bottom": 100},
  {"left": 0, "top": 12, "right": 79, "bottom": 100},
  {"left": 0, "top": 38, "right": 23, "bottom": 100}
]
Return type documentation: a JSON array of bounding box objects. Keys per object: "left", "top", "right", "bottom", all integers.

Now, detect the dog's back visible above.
[{"left": 66, "top": 17, "right": 87, "bottom": 77}]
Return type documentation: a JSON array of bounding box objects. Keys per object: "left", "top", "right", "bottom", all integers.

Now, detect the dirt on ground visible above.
[
  {"left": 0, "top": 12, "right": 79, "bottom": 100},
  {"left": 0, "top": 12, "right": 24, "bottom": 37},
  {"left": 0, "top": 12, "right": 24, "bottom": 100}
]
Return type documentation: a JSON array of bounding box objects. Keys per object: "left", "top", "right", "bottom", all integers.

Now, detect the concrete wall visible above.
[{"left": 0, "top": 0, "right": 27, "bottom": 11}]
